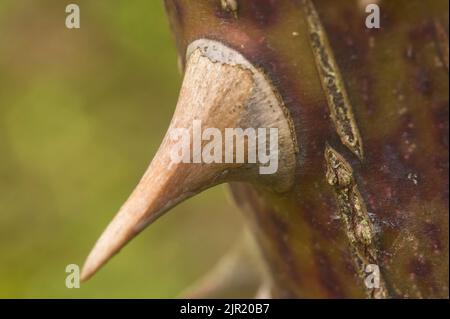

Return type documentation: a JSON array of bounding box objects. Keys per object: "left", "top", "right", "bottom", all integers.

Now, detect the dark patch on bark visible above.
[
  {"left": 315, "top": 249, "right": 345, "bottom": 298},
  {"left": 422, "top": 222, "right": 443, "bottom": 252},
  {"left": 410, "top": 257, "right": 432, "bottom": 278},
  {"left": 415, "top": 68, "right": 433, "bottom": 97},
  {"left": 243, "top": 0, "right": 278, "bottom": 28}
]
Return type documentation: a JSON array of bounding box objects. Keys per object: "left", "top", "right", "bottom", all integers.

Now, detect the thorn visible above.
[{"left": 82, "top": 40, "right": 297, "bottom": 280}]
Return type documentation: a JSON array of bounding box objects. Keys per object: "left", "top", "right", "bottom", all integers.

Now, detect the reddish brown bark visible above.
[{"left": 164, "top": 0, "right": 449, "bottom": 298}]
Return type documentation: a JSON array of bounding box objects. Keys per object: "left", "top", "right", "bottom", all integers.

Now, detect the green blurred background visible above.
[{"left": 0, "top": 0, "right": 244, "bottom": 298}]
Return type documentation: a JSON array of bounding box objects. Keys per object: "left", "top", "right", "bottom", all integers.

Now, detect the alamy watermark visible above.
[
  {"left": 65, "top": 4, "right": 80, "bottom": 29},
  {"left": 364, "top": 263, "right": 380, "bottom": 289},
  {"left": 169, "top": 120, "right": 279, "bottom": 175},
  {"left": 65, "top": 264, "right": 80, "bottom": 288},
  {"left": 63, "top": 261, "right": 381, "bottom": 289},
  {"left": 365, "top": 3, "right": 380, "bottom": 29},
  {"left": 64, "top": 3, "right": 381, "bottom": 31}
]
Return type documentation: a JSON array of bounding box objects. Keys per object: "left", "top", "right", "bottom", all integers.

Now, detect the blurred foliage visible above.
[{"left": 0, "top": 0, "right": 243, "bottom": 298}]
